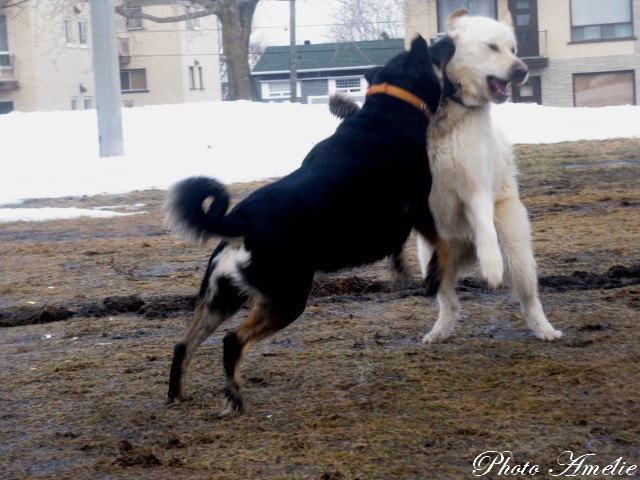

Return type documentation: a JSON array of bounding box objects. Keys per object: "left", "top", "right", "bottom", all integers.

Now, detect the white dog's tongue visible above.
[{"left": 492, "top": 77, "right": 508, "bottom": 96}]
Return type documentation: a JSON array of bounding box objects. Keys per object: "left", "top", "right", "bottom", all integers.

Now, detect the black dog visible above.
[
  {"left": 165, "top": 35, "right": 455, "bottom": 415},
  {"left": 328, "top": 37, "right": 455, "bottom": 283}
]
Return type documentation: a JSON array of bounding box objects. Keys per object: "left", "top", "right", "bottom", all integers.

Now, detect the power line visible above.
[
  {"left": 120, "top": 19, "right": 403, "bottom": 35},
  {"left": 119, "top": 43, "right": 405, "bottom": 59}
]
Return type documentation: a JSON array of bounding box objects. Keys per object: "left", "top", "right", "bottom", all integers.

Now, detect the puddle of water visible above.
[{"left": 564, "top": 160, "right": 639, "bottom": 169}]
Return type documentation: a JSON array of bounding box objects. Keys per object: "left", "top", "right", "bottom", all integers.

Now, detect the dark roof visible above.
[{"left": 252, "top": 38, "right": 405, "bottom": 75}]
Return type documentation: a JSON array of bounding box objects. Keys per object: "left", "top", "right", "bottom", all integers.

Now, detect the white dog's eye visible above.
[{"left": 488, "top": 44, "right": 499, "bottom": 52}]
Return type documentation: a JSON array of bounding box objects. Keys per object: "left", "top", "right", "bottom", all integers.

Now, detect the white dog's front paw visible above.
[
  {"left": 422, "top": 328, "right": 453, "bottom": 344},
  {"left": 479, "top": 251, "right": 504, "bottom": 289},
  {"left": 534, "top": 328, "right": 563, "bottom": 341}
]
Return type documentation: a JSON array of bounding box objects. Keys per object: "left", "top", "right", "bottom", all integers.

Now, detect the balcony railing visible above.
[
  {"left": 518, "top": 30, "right": 549, "bottom": 69},
  {"left": 0, "top": 54, "right": 18, "bottom": 90}
]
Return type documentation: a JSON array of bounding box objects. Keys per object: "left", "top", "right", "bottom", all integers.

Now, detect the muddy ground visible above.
[{"left": 1, "top": 138, "right": 639, "bottom": 479}]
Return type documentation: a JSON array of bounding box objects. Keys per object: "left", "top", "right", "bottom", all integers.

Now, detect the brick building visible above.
[{"left": 404, "top": 0, "right": 639, "bottom": 106}]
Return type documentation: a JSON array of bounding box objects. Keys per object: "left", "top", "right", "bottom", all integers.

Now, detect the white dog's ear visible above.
[
  {"left": 447, "top": 8, "right": 468, "bottom": 30},
  {"left": 499, "top": 8, "right": 514, "bottom": 29}
]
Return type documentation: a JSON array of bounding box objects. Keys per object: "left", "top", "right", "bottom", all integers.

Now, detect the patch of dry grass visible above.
[{"left": 1, "top": 139, "right": 639, "bottom": 479}]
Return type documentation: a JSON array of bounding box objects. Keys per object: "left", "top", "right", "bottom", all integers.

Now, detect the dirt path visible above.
[{"left": 1, "top": 139, "right": 639, "bottom": 479}]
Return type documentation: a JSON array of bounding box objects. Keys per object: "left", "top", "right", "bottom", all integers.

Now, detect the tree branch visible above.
[
  {"left": 114, "top": 0, "right": 260, "bottom": 100},
  {"left": 0, "top": 0, "right": 29, "bottom": 9},
  {"left": 115, "top": 4, "right": 219, "bottom": 23}
]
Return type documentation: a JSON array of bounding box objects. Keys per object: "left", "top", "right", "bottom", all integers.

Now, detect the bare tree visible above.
[
  {"left": 116, "top": 0, "right": 260, "bottom": 100},
  {"left": 220, "top": 38, "right": 264, "bottom": 100},
  {"left": 0, "top": 0, "right": 29, "bottom": 9},
  {"left": 328, "top": 0, "right": 403, "bottom": 42}
]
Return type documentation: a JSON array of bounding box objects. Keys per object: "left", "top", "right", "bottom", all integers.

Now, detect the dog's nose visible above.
[{"left": 510, "top": 62, "right": 529, "bottom": 85}]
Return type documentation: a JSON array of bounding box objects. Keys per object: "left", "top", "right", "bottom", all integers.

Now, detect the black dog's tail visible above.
[{"left": 164, "top": 176, "right": 246, "bottom": 243}]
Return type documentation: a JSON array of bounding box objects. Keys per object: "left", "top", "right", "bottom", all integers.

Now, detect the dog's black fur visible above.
[
  {"left": 329, "top": 36, "right": 456, "bottom": 282},
  {"left": 165, "top": 35, "right": 455, "bottom": 415}
]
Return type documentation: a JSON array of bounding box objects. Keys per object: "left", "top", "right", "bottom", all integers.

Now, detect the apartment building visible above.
[
  {"left": 0, "top": 1, "right": 221, "bottom": 114},
  {"left": 405, "top": 0, "right": 639, "bottom": 107}
]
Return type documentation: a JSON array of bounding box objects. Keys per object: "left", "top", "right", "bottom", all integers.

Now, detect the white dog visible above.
[{"left": 419, "top": 9, "right": 562, "bottom": 343}]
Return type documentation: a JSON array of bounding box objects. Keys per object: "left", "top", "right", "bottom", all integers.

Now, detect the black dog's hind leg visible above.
[
  {"left": 413, "top": 226, "right": 447, "bottom": 297},
  {"left": 418, "top": 237, "right": 449, "bottom": 297},
  {"left": 409, "top": 204, "right": 446, "bottom": 297},
  {"left": 389, "top": 250, "right": 414, "bottom": 289},
  {"left": 221, "top": 303, "right": 291, "bottom": 415},
  {"left": 221, "top": 287, "right": 310, "bottom": 416},
  {"left": 168, "top": 275, "right": 246, "bottom": 404},
  {"left": 424, "top": 247, "right": 444, "bottom": 296},
  {"left": 390, "top": 251, "right": 406, "bottom": 276}
]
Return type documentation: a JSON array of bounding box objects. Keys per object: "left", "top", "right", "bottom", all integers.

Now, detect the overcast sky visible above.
[{"left": 253, "top": 0, "right": 342, "bottom": 46}]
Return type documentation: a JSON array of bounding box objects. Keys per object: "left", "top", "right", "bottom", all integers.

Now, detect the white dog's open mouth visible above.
[{"left": 487, "top": 76, "right": 510, "bottom": 103}]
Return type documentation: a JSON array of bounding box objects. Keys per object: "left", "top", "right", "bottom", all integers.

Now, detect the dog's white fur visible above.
[{"left": 420, "top": 9, "right": 562, "bottom": 343}]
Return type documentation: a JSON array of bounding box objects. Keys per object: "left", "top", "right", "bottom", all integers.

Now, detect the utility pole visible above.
[
  {"left": 90, "top": 0, "right": 124, "bottom": 157},
  {"left": 289, "top": 0, "right": 298, "bottom": 103}
]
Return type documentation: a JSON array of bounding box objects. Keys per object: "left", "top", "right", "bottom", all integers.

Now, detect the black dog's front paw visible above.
[
  {"left": 220, "top": 385, "right": 244, "bottom": 417},
  {"left": 167, "top": 389, "right": 193, "bottom": 405}
]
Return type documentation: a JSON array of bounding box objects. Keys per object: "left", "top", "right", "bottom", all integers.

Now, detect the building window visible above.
[
  {"left": 120, "top": 69, "right": 148, "bottom": 92},
  {"left": 71, "top": 97, "right": 78, "bottom": 110},
  {"left": 519, "top": 82, "right": 534, "bottom": 98},
  {"left": 189, "top": 66, "right": 196, "bottom": 89},
  {"left": 64, "top": 17, "right": 74, "bottom": 44},
  {"left": 0, "top": 100, "right": 13, "bottom": 114},
  {"left": 574, "top": 71, "right": 635, "bottom": 107},
  {"left": 198, "top": 66, "right": 204, "bottom": 89},
  {"left": 0, "top": 15, "right": 9, "bottom": 66},
  {"left": 512, "top": 76, "right": 542, "bottom": 104},
  {"left": 437, "top": 0, "right": 497, "bottom": 31},
  {"left": 83, "top": 97, "right": 92, "bottom": 109},
  {"left": 335, "top": 78, "right": 363, "bottom": 94},
  {"left": 189, "top": 64, "right": 204, "bottom": 89},
  {"left": 266, "top": 80, "right": 291, "bottom": 98},
  {"left": 78, "top": 20, "right": 88, "bottom": 46},
  {"left": 571, "top": 0, "right": 633, "bottom": 42},
  {"left": 126, "top": 7, "right": 143, "bottom": 30}
]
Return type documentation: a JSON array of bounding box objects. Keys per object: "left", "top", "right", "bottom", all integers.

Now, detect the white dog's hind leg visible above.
[
  {"left": 416, "top": 233, "right": 435, "bottom": 279},
  {"left": 422, "top": 243, "right": 462, "bottom": 343},
  {"left": 495, "top": 197, "right": 562, "bottom": 340},
  {"left": 466, "top": 192, "right": 504, "bottom": 288}
]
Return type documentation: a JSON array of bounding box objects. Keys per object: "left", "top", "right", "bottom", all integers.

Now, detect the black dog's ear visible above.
[
  {"left": 364, "top": 66, "right": 383, "bottom": 85},
  {"left": 430, "top": 35, "right": 456, "bottom": 69},
  {"left": 410, "top": 35, "right": 429, "bottom": 54},
  {"left": 409, "top": 34, "right": 431, "bottom": 64}
]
